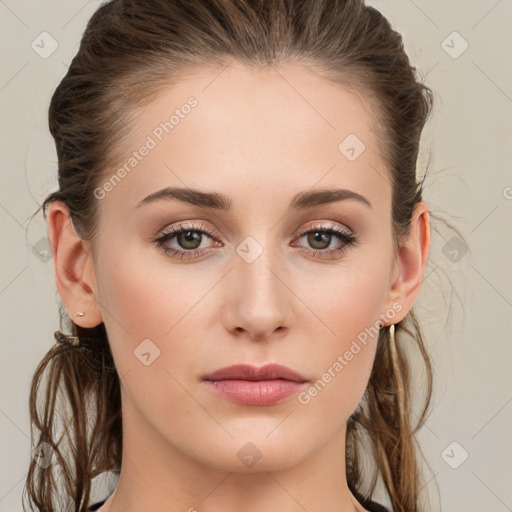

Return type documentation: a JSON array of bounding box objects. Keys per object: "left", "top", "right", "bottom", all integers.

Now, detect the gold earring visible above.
[
  {"left": 388, "top": 323, "right": 397, "bottom": 356},
  {"left": 388, "top": 323, "right": 405, "bottom": 403}
]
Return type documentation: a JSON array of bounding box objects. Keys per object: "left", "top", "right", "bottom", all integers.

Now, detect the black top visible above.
[
  {"left": 360, "top": 498, "right": 390, "bottom": 512},
  {"left": 88, "top": 497, "right": 390, "bottom": 511},
  {"left": 88, "top": 500, "right": 106, "bottom": 511}
]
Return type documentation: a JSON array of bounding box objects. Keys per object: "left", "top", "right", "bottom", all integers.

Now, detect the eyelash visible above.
[{"left": 153, "top": 221, "right": 358, "bottom": 260}]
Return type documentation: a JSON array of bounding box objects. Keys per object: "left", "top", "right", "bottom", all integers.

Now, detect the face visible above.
[{"left": 85, "top": 61, "right": 403, "bottom": 473}]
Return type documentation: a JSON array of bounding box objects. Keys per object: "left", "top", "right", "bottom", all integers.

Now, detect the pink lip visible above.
[{"left": 202, "top": 364, "right": 309, "bottom": 406}]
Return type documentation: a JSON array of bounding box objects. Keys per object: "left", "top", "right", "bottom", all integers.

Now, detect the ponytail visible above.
[
  {"left": 24, "top": 322, "right": 121, "bottom": 511},
  {"left": 346, "top": 312, "right": 434, "bottom": 512}
]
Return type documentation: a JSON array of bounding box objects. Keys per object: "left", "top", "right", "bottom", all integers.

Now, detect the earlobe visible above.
[
  {"left": 47, "top": 201, "right": 103, "bottom": 328},
  {"left": 383, "top": 202, "right": 431, "bottom": 325}
]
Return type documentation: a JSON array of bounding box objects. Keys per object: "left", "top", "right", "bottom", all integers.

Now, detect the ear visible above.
[
  {"left": 47, "top": 201, "right": 103, "bottom": 328},
  {"left": 381, "top": 201, "right": 431, "bottom": 325}
]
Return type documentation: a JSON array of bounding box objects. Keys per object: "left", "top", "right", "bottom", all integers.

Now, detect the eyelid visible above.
[
  {"left": 157, "top": 219, "right": 354, "bottom": 243},
  {"left": 300, "top": 220, "right": 354, "bottom": 237},
  {"left": 159, "top": 220, "right": 219, "bottom": 238}
]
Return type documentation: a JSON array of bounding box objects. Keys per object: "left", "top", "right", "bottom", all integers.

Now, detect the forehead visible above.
[{"left": 97, "top": 61, "right": 390, "bottom": 217}]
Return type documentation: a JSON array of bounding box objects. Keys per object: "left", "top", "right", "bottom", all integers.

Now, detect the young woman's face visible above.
[{"left": 87, "top": 61, "right": 407, "bottom": 473}]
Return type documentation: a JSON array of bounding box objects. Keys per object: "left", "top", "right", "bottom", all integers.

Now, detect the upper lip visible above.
[{"left": 202, "top": 363, "right": 308, "bottom": 383}]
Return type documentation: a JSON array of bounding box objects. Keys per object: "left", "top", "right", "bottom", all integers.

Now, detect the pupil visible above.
[
  {"left": 180, "top": 231, "right": 200, "bottom": 248},
  {"left": 309, "top": 231, "right": 330, "bottom": 249}
]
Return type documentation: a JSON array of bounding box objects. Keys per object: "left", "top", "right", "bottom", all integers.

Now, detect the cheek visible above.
[
  {"left": 93, "top": 242, "right": 178, "bottom": 367},
  {"left": 297, "top": 260, "right": 390, "bottom": 413},
  {"left": 305, "top": 257, "right": 390, "bottom": 344},
  {"left": 96, "top": 240, "right": 198, "bottom": 338},
  {"left": 93, "top": 240, "right": 220, "bottom": 393},
  {"left": 94, "top": 248, "right": 200, "bottom": 419}
]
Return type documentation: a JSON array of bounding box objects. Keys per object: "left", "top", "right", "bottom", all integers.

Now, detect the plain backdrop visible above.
[{"left": 1, "top": 1, "right": 511, "bottom": 511}]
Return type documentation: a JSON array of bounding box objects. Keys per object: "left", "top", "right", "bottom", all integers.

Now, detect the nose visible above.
[{"left": 222, "top": 248, "right": 292, "bottom": 342}]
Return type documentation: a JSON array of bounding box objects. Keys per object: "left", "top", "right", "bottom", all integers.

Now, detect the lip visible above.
[{"left": 201, "top": 364, "right": 309, "bottom": 406}]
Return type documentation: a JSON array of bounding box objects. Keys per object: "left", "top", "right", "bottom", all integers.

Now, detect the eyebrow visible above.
[{"left": 136, "top": 186, "right": 372, "bottom": 211}]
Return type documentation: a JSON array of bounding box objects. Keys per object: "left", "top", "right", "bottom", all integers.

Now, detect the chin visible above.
[{"left": 195, "top": 437, "right": 309, "bottom": 474}]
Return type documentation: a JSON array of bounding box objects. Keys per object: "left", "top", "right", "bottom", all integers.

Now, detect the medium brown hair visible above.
[{"left": 25, "top": 1, "right": 448, "bottom": 510}]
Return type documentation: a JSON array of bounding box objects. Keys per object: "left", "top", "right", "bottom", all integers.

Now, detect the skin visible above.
[{"left": 48, "top": 60, "right": 430, "bottom": 512}]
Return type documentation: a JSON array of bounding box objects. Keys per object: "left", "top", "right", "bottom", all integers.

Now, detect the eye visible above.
[
  {"left": 292, "top": 222, "right": 358, "bottom": 259},
  {"left": 153, "top": 221, "right": 358, "bottom": 260},
  {"left": 153, "top": 222, "right": 221, "bottom": 260}
]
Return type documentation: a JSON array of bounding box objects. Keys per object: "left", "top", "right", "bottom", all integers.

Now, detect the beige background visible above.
[{"left": 1, "top": 0, "right": 511, "bottom": 510}]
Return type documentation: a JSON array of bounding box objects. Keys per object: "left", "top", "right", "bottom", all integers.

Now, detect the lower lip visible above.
[{"left": 203, "top": 379, "right": 307, "bottom": 406}]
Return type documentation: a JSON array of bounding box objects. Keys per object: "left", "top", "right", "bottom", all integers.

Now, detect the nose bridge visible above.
[{"left": 225, "top": 233, "right": 291, "bottom": 340}]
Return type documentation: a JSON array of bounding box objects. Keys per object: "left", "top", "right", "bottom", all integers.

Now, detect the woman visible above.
[{"left": 25, "top": 1, "right": 436, "bottom": 510}]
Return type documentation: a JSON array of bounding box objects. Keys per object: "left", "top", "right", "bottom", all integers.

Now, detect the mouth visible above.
[{"left": 201, "top": 363, "right": 309, "bottom": 406}]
